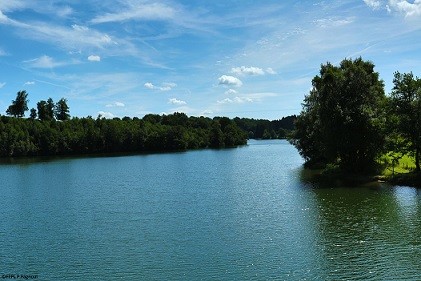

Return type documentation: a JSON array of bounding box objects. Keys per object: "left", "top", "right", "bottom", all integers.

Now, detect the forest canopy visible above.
[{"left": 0, "top": 112, "right": 250, "bottom": 157}]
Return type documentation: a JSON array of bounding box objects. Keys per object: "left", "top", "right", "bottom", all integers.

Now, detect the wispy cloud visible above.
[
  {"left": 23, "top": 55, "right": 71, "bottom": 68},
  {"left": 218, "top": 75, "right": 243, "bottom": 87},
  {"left": 24, "top": 81, "right": 35, "bottom": 86},
  {"left": 51, "top": 72, "right": 142, "bottom": 102},
  {"left": 0, "top": 12, "right": 144, "bottom": 61},
  {"left": 363, "top": 0, "right": 382, "bottom": 10},
  {"left": 0, "top": 1, "right": 73, "bottom": 18},
  {"left": 313, "top": 17, "right": 354, "bottom": 28},
  {"left": 0, "top": 1, "right": 28, "bottom": 12},
  {"left": 91, "top": 2, "right": 176, "bottom": 24},
  {"left": 0, "top": 82, "right": 5, "bottom": 89},
  {"left": 266, "top": 68, "right": 276, "bottom": 74}
]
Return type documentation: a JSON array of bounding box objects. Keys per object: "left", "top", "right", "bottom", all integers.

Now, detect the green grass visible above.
[{"left": 379, "top": 153, "right": 416, "bottom": 176}]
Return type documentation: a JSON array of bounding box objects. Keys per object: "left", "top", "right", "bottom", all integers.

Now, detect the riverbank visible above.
[{"left": 301, "top": 164, "right": 421, "bottom": 188}]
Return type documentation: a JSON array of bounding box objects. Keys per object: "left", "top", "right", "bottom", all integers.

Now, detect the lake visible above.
[{"left": 0, "top": 140, "right": 419, "bottom": 280}]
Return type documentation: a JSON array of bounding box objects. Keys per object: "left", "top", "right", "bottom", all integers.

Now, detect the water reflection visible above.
[{"left": 308, "top": 183, "right": 420, "bottom": 280}]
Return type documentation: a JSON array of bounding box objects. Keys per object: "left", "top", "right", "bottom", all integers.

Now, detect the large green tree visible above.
[
  {"left": 291, "top": 58, "right": 386, "bottom": 172},
  {"left": 6, "top": 90, "right": 29, "bottom": 117},
  {"left": 37, "top": 98, "right": 55, "bottom": 121},
  {"left": 55, "top": 98, "right": 70, "bottom": 121},
  {"left": 389, "top": 71, "right": 421, "bottom": 171}
]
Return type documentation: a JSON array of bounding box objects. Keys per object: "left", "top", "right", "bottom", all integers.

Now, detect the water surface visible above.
[{"left": 0, "top": 140, "right": 419, "bottom": 280}]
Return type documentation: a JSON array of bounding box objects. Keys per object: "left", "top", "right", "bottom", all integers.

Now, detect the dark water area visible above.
[{"left": 0, "top": 140, "right": 419, "bottom": 280}]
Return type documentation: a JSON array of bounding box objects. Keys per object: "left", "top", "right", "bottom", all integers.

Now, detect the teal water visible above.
[{"left": 0, "top": 140, "right": 419, "bottom": 280}]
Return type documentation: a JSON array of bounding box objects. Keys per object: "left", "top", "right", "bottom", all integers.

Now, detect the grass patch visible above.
[
  {"left": 379, "top": 153, "right": 416, "bottom": 176},
  {"left": 377, "top": 152, "right": 421, "bottom": 187},
  {"left": 301, "top": 153, "right": 421, "bottom": 188}
]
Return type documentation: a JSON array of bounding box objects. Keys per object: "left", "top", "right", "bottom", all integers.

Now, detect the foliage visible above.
[
  {"left": 55, "top": 98, "right": 70, "bottom": 121},
  {"left": 0, "top": 113, "right": 247, "bottom": 157},
  {"left": 37, "top": 99, "right": 54, "bottom": 121},
  {"left": 233, "top": 115, "right": 296, "bottom": 139},
  {"left": 29, "top": 108, "right": 37, "bottom": 119},
  {"left": 290, "top": 58, "right": 387, "bottom": 172},
  {"left": 6, "top": 90, "right": 29, "bottom": 118},
  {"left": 389, "top": 71, "right": 421, "bottom": 171}
]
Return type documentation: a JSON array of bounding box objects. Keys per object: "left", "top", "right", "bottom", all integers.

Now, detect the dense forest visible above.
[
  {"left": 233, "top": 115, "right": 296, "bottom": 139},
  {"left": 291, "top": 57, "right": 420, "bottom": 180},
  {"left": 0, "top": 89, "right": 296, "bottom": 157},
  {"left": 0, "top": 111, "right": 250, "bottom": 157}
]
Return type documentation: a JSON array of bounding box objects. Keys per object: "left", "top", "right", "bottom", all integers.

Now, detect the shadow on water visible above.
[
  {"left": 295, "top": 165, "right": 421, "bottom": 280},
  {"left": 0, "top": 150, "right": 188, "bottom": 166},
  {"left": 298, "top": 167, "right": 384, "bottom": 189}
]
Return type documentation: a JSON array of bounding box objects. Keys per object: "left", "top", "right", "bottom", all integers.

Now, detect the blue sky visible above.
[{"left": 0, "top": 0, "right": 420, "bottom": 120}]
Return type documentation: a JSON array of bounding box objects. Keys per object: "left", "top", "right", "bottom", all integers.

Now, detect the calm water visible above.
[{"left": 0, "top": 140, "right": 419, "bottom": 280}]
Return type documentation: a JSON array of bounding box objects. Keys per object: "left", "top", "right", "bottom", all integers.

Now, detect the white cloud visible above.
[
  {"left": 389, "top": 0, "right": 421, "bottom": 17},
  {"left": 98, "top": 111, "right": 116, "bottom": 119},
  {"left": 363, "top": 0, "right": 421, "bottom": 17},
  {"left": 217, "top": 96, "right": 254, "bottom": 104},
  {"left": 106, "top": 101, "right": 125, "bottom": 107},
  {"left": 0, "top": 82, "right": 5, "bottom": 88},
  {"left": 144, "top": 82, "right": 154, "bottom": 89},
  {"left": 144, "top": 82, "right": 177, "bottom": 91},
  {"left": 225, "top": 89, "right": 238, "bottom": 95},
  {"left": 218, "top": 75, "right": 243, "bottom": 87},
  {"left": 24, "top": 81, "right": 35, "bottom": 85},
  {"left": 88, "top": 55, "right": 101, "bottom": 62},
  {"left": 168, "top": 98, "right": 187, "bottom": 105},
  {"left": 231, "top": 66, "right": 265, "bottom": 76}
]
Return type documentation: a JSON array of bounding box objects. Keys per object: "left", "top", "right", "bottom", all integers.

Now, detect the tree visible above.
[
  {"left": 389, "top": 71, "right": 421, "bottom": 171},
  {"left": 37, "top": 98, "right": 55, "bottom": 121},
  {"left": 55, "top": 98, "right": 70, "bottom": 121},
  {"left": 37, "top": 100, "right": 49, "bottom": 121},
  {"left": 47, "top": 98, "right": 55, "bottom": 120},
  {"left": 291, "top": 58, "right": 386, "bottom": 172},
  {"left": 29, "top": 108, "right": 37, "bottom": 119},
  {"left": 6, "top": 90, "right": 29, "bottom": 117}
]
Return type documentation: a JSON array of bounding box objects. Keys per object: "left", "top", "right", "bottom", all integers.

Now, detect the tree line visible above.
[
  {"left": 6, "top": 90, "right": 70, "bottom": 121},
  {"left": 233, "top": 116, "right": 296, "bottom": 139},
  {"left": 291, "top": 57, "right": 420, "bottom": 173},
  {"left": 0, "top": 103, "right": 248, "bottom": 157}
]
